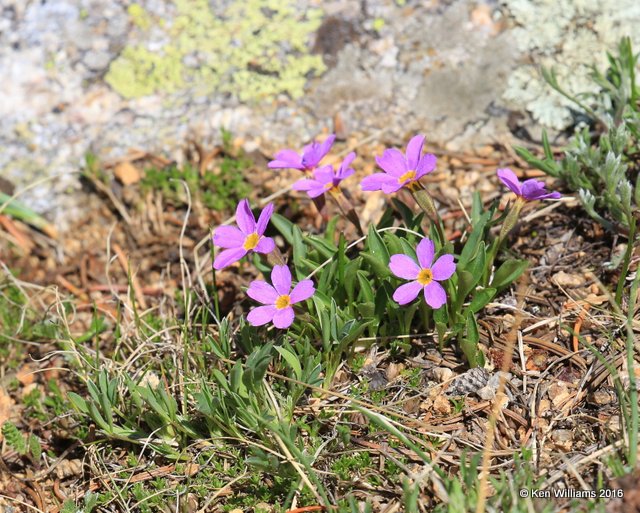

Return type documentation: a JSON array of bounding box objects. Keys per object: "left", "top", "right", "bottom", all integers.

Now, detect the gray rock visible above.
[{"left": 83, "top": 49, "right": 112, "bottom": 71}]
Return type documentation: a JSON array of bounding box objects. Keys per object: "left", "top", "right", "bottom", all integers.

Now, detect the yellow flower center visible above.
[
  {"left": 243, "top": 232, "right": 260, "bottom": 251},
  {"left": 417, "top": 268, "right": 433, "bottom": 285},
  {"left": 398, "top": 170, "right": 416, "bottom": 184},
  {"left": 275, "top": 295, "right": 291, "bottom": 310}
]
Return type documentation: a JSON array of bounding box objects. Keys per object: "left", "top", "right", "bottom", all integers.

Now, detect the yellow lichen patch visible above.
[
  {"left": 275, "top": 295, "right": 291, "bottom": 310},
  {"left": 127, "top": 4, "right": 152, "bottom": 30},
  {"left": 106, "top": 0, "right": 327, "bottom": 102},
  {"left": 417, "top": 268, "right": 433, "bottom": 285},
  {"left": 398, "top": 170, "right": 416, "bottom": 184},
  {"left": 243, "top": 233, "right": 260, "bottom": 251}
]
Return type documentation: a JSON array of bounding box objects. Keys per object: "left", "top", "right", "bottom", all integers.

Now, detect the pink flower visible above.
[
  {"left": 292, "top": 152, "right": 356, "bottom": 198},
  {"left": 268, "top": 135, "right": 336, "bottom": 172},
  {"left": 247, "top": 265, "right": 315, "bottom": 329},
  {"left": 213, "top": 199, "right": 275, "bottom": 270},
  {"left": 361, "top": 134, "right": 437, "bottom": 193},
  {"left": 389, "top": 238, "right": 455, "bottom": 308},
  {"left": 497, "top": 168, "right": 561, "bottom": 200}
]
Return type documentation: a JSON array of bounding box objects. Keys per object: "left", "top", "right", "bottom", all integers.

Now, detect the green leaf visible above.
[
  {"left": 470, "top": 192, "right": 483, "bottom": 224},
  {"left": 292, "top": 225, "right": 307, "bottom": 270},
  {"left": 357, "top": 302, "right": 375, "bottom": 318},
  {"left": 492, "top": 259, "right": 529, "bottom": 289},
  {"left": 365, "top": 224, "right": 390, "bottom": 265},
  {"left": 458, "top": 212, "right": 490, "bottom": 268},
  {"left": 356, "top": 272, "right": 375, "bottom": 302},
  {"left": 2, "top": 422, "right": 26, "bottom": 455},
  {"left": 542, "top": 130, "right": 554, "bottom": 160},
  {"left": 270, "top": 213, "right": 295, "bottom": 245},
  {"left": 275, "top": 346, "right": 302, "bottom": 381},
  {"left": 468, "top": 288, "right": 496, "bottom": 313},
  {"left": 460, "top": 312, "right": 483, "bottom": 367},
  {"left": 383, "top": 232, "right": 404, "bottom": 256},
  {"left": 28, "top": 434, "right": 42, "bottom": 461},
  {"left": 513, "top": 146, "right": 560, "bottom": 177},
  {"left": 325, "top": 216, "right": 340, "bottom": 243},
  {"left": 456, "top": 271, "right": 476, "bottom": 305},
  {"left": 305, "top": 235, "right": 337, "bottom": 260},
  {"left": 433, "top": 305, "right": 448, "bottom": 325},
  {"left": 361, "top": 251, "right": 391, "bottom": 279},
  {"left": 68, "top": 392, "right": 89, "bottom": 414},
  {"left": 0, "top": 192, "right": 57, "bottom": 237}
]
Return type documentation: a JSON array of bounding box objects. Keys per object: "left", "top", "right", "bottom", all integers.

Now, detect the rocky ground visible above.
[{"left": 1, "top": 0, "right": 638, "bottom": 230}]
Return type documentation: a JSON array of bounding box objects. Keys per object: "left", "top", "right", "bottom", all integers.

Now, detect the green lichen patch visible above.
[{"left": 106, "top": 0, "right": 326, "bottom": 102}]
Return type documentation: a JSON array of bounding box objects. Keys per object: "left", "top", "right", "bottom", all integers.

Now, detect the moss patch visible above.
[{"left": 106, "top": 0, "right": 326, "bottom": 102}]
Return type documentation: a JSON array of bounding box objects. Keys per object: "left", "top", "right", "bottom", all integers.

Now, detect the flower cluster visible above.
[
  {"left": 268, "top": 134, "right": 335, "bottom": 172},
  {"left": 292, "top": 152, "right": 356, "bottom": 198},
  {"left": 212, "top": 133, "right": 561, "bottom": 328}
]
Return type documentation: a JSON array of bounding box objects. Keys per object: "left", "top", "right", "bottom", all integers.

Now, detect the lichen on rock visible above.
[
  {"left": 502, "top": 0, "right": 640, "bottom": 129},
  {"left": 105, "top": 0, "right": 326, "bottom": 102}
]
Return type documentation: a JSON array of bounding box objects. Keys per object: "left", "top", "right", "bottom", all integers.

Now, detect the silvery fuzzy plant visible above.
[{"left": 516, "top": 36, "right": 640, "bottom": 303}]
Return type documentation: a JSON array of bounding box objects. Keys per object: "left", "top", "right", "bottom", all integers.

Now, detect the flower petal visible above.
[
  {"left": 302, "top": 135, "right": 335, "bottom": 168},
  {"left": 375, "top": 148, "right": 408, "bottom": 177},
  {"left": 213, "top": 247, "right": 247, "bottom": 270},
  {"left": 247, "top": 281, "right": 278, "bottom": 304},
  {"left": 255, "top": 237, "right": 275, "bottom": 254},
  {"left": 521, "top": 179, "right": 560, "bottom": 200},
  {"left": 337, "top": 167, "right": 355, "bottom": 181},
  {"left": 380, "top": 180, "right": 404, "bottom": 194},
  {"left": 361, "top": 173, "right": 398, "bottom": 191},
  {"left": 235, "top": 199, "right": 256, "bottom": 234},
  {"left": 389, "top": 254, "right": 420, "bottom": 280},
  {"left": 247, "top": 305, "right": 277, "bottom": 326},
  {"left": 416, "top": 238, "right": 435, "bottom": 269},
  {"left": 392, "top": 281, "right": 423, "bottom": 305},
  {"left": 497, "top": 168, "right": 522, "bottom": 196},
  {"left": 271, "top": 265, "right": 292, "bottom": 295},
  {"left": 268, "top": 160, "right": 305, "bottom": 170},
  {"left": 289, "top": 279, "right": 315, "bottom": 303},
  {"left": 308, "top": 186, "right": 329, "bottom": 198},
  {"left": 268, "top": 149, "right": 302, "bottom": 169},
  {"left": 423, "top": 281, "right": 447, "bottom": 309},
  {"left": 415, "top": 153, "right": 437, "bottom": 178},
  {"left": 314, "top": 165, "right": 335, "bottom": 184},
  {"left": 537, "top": 191, "right": 561, "bottom": 200},
  {"left": 256, "top": 203, "right": 274, "bottom": 235},
  {"left": 431, "top": 254, "right": 456, "bottom": 280},
  {"left": 213, "top": 225, "right": 245, "bottom": 248},
  {"left": 318, "top": 134, "right": 336, "bottom": 157},
  {"left": 405, "top": 134, "right": 425, "bottom": 170},
  {"left": 273, "top": 306, "right": 295, "bottom": 329},
  {"left": 338, "top": 152, "right": 356, "bottom": 176},
  {"left": 293, "top": 178, "right": 323, "bottom": 191}
]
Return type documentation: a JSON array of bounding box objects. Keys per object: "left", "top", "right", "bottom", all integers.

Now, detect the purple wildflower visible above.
[
  {"left": 268, "top": 134, "right": 336, "bottom": 172},
  {"left": 361, "top": 134, "right": 437, "bottom": 193},
  {"left": 292, "top": 152, "right": 356, "bottom": 198},
  {"left": 389, "top": 238, "right": 455, "bottom": 308},
  {"left": 246, "top": 265, "right": 315, "bottom": 329},
  {"left": 497, "top": 168, "right": 561, "bottom": 200},
  {"left": 213, "top": 199, "right": 275, "bottom": 270}
]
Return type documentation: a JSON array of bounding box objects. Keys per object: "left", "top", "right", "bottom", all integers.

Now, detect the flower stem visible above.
[
  {"left": 409, "top": 183, "right": 446, "bottom": 245},
  {"left": 267, "top": 246, "right": 287, "bottom": 267},
  {"left": 497, "top": 197, "right": 525, "bottom": 246},
  {"left": 329, "top": 187, "right": 364, "bottom": 236}
]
